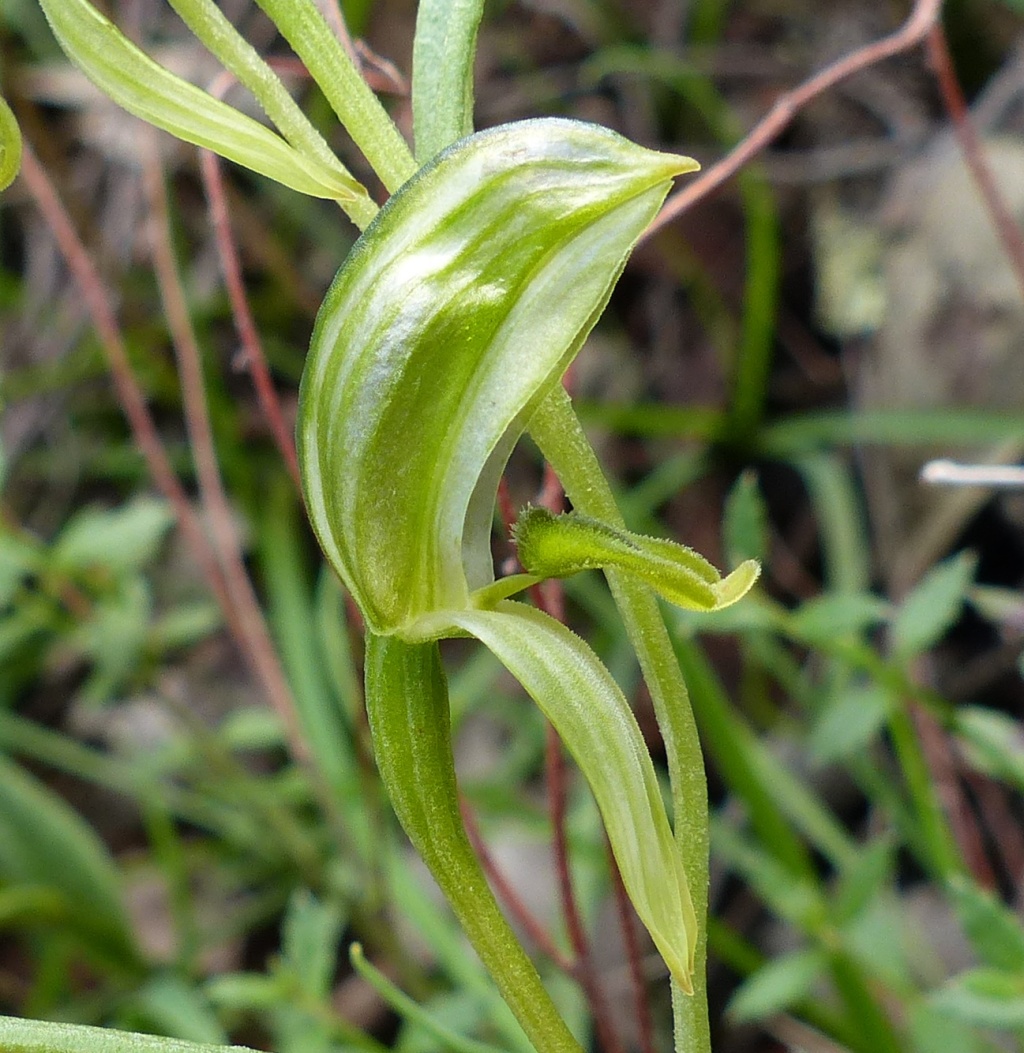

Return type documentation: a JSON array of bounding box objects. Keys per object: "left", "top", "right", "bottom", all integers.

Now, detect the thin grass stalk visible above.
[
  {"left": 251, "top": 0, "right": 416, "bottom": 192},
  {"left": 199, "top": 146, "right": 302, "bottom": 491}
]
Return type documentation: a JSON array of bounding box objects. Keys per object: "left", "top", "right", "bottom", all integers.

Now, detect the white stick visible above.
[{"left": 920, "top": 459, "right": 1024, "bottom": 488}]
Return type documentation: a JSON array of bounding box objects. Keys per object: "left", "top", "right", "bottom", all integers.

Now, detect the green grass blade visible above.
[
  {"left": 0, "top": 757, "right": 138, "bottom": 966},
  {"left": 792, "top": 453, "right": 871, "bottom": 594},
  {"left": 258, "top": 480, "right": 365, "bottom": 837},
  {"left": 350, "top": 944, "right": 509, "bottom": 1053},
  {"left": 762, "top": 409, "right": 1024, "bottom": 455},
  {"left": 673, "top": 638, "right": 815, "bottom": 878}
]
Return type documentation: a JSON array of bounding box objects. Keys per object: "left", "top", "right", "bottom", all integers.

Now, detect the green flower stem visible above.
[
  {"left": 250, "top": 0, "right": 417, "bottom": 192},
  {"left": 364, "top": 633, "right": 584, "bottom": 1053},
  {"left": 412, "top": 0, "right": 484, "bottom": 162},
  {"left": 529, "top": 385, "right": 712, "bottom": 1053}
]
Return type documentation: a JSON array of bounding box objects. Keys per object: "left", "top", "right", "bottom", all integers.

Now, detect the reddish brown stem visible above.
[
  {"left": 927, "top": 25, "right": 1024, "bottom": 303},
  {"left": 527, "top": 476, "right": 624, "bottom": 1053},
  {"left": 460, "top": 798, "right": 575, "bottom": 973},
  {"left": 545, "top": 724, "right": 626, "bottom": 1053},
  {"left": 963, "top": 772, "right": 1024, "bottom": 894},
  {"left": 18, "top": 145, "right": 237, "bottom": 639},
  {"left": 199, "top": 148, "right": 302, "bottom": 492},
  {"left": 139, "top": 133, "right": 308, "bottom": 764},
  {"left": 644, "top": 0, "right": 944, "bottom": 237},
  {"left": 909, "top": 673, "right": 995, "bottom": 889},
  {"left": 605, "top": 837, "right": 657, "bottom": 1053}
]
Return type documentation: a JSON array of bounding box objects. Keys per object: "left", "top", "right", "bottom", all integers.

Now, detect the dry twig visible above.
[{"left": 644, "top": 0, "right": 944, "bottom": 237}]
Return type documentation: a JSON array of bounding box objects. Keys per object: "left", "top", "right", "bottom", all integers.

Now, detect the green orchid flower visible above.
[
  {"left": 297, "top": 115, "right": 758, "bottom": 1050},
  {"left": 26, "top": 3, "right": 760, "bottom": 1050}
]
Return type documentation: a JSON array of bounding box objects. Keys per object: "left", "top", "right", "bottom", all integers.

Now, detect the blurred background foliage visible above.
[{"left": 4, "top": 0, "right": 1024, "bottom": 1051}]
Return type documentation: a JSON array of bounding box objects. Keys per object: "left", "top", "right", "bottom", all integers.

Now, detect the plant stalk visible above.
[
  {"left": 529, "top": 386, "right": 712, "bottom": 1053},
  {"left": 364, "top": 633, "right": 584, "bottom": 1053}
]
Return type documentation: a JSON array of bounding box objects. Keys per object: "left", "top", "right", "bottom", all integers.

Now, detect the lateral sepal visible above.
[{"left": 514, "top": 506, "right": 760, "bottom": 611}]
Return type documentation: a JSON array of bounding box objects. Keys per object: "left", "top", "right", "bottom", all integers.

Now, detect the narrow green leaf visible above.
[
  {"left": 793, "top": 453, "right": 871, "bottom": 594},
  {"left": 674, "top": 637, "right": 814, "bottom": 878},
  {"left": 947, "top": 876, "right": 1024, "bottom": 973},
  {"left": 809, "top": 684, "right": 892, "bottom": 764},
  {"left": 0, "top": 1015, "right": 253, "bottom": 1053},
  {"left": 711, "top": 817, "right": 826, "bottom": 930},
  {"left": 955, "top": 706, "right": 1024, "bottom": 788},
  {"left": 412, "top": 0, "right": 484, "bottom": 162},
  {"left": 513, "top": 506, "right": 759, "bottom": 612},
  {"left": 37, "top": 0, "right": 367, "bottom": 203},
  {"left": 281, "top": 889, "right": 344, "bottom": 996},
  {"left": 54, "top": 498, "right": 174, "bottom": 574},
  {"left": 930, "top": 968, "right": 1024, "bottom": 1029},
  {"left": 0, "top": 94, "right": 22, "bottom": 192},
  {"left": 892, "top": 552, "right": 977, "bottom": 658},
  {"left": 298, "top": 119, "right": 695, "bottom": 637},
  {"left": 763, "top": 409, "right": 1024, "bottom": 456},
  {"left": 258, "top": 480, "right": 364, "bottom": 831},
  {"left": 909, "top": 1002, "right": 990, "bottom": 1053},
  {"left": 74, "top": 577, "right": 152, "bottom": 704},
  {"left": 205, "top": 973, "right": 283, "bottom": 1012},
  {"left": 723, "top": 470, "right": 768, "bottom": 568},
  {"left": 0, "top": 757, "right": 137, "bottom": 963},
  {"left": 832, "top": 836, "right": 895, "bottom": 924},
  {"left": 163, "top": 0, "right": 377, "bottom": 230},
  {"left": 165, "top": 0, "right": 335, "bottom": 170},
  {"left": 788, "top": 593, "right": 890, "bottom": 645},
  {"left": 124, "top": 975, "right": 228, "bottom": 1046},
  {"left": 727, "top": 948, "right": 826, "bottom": 1023},
  {"left": 274, "top": 892, "right": 344, "bottom": 1053},
  {"left": 446, "top": 601, "right": 698, "bottom": 993}
]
